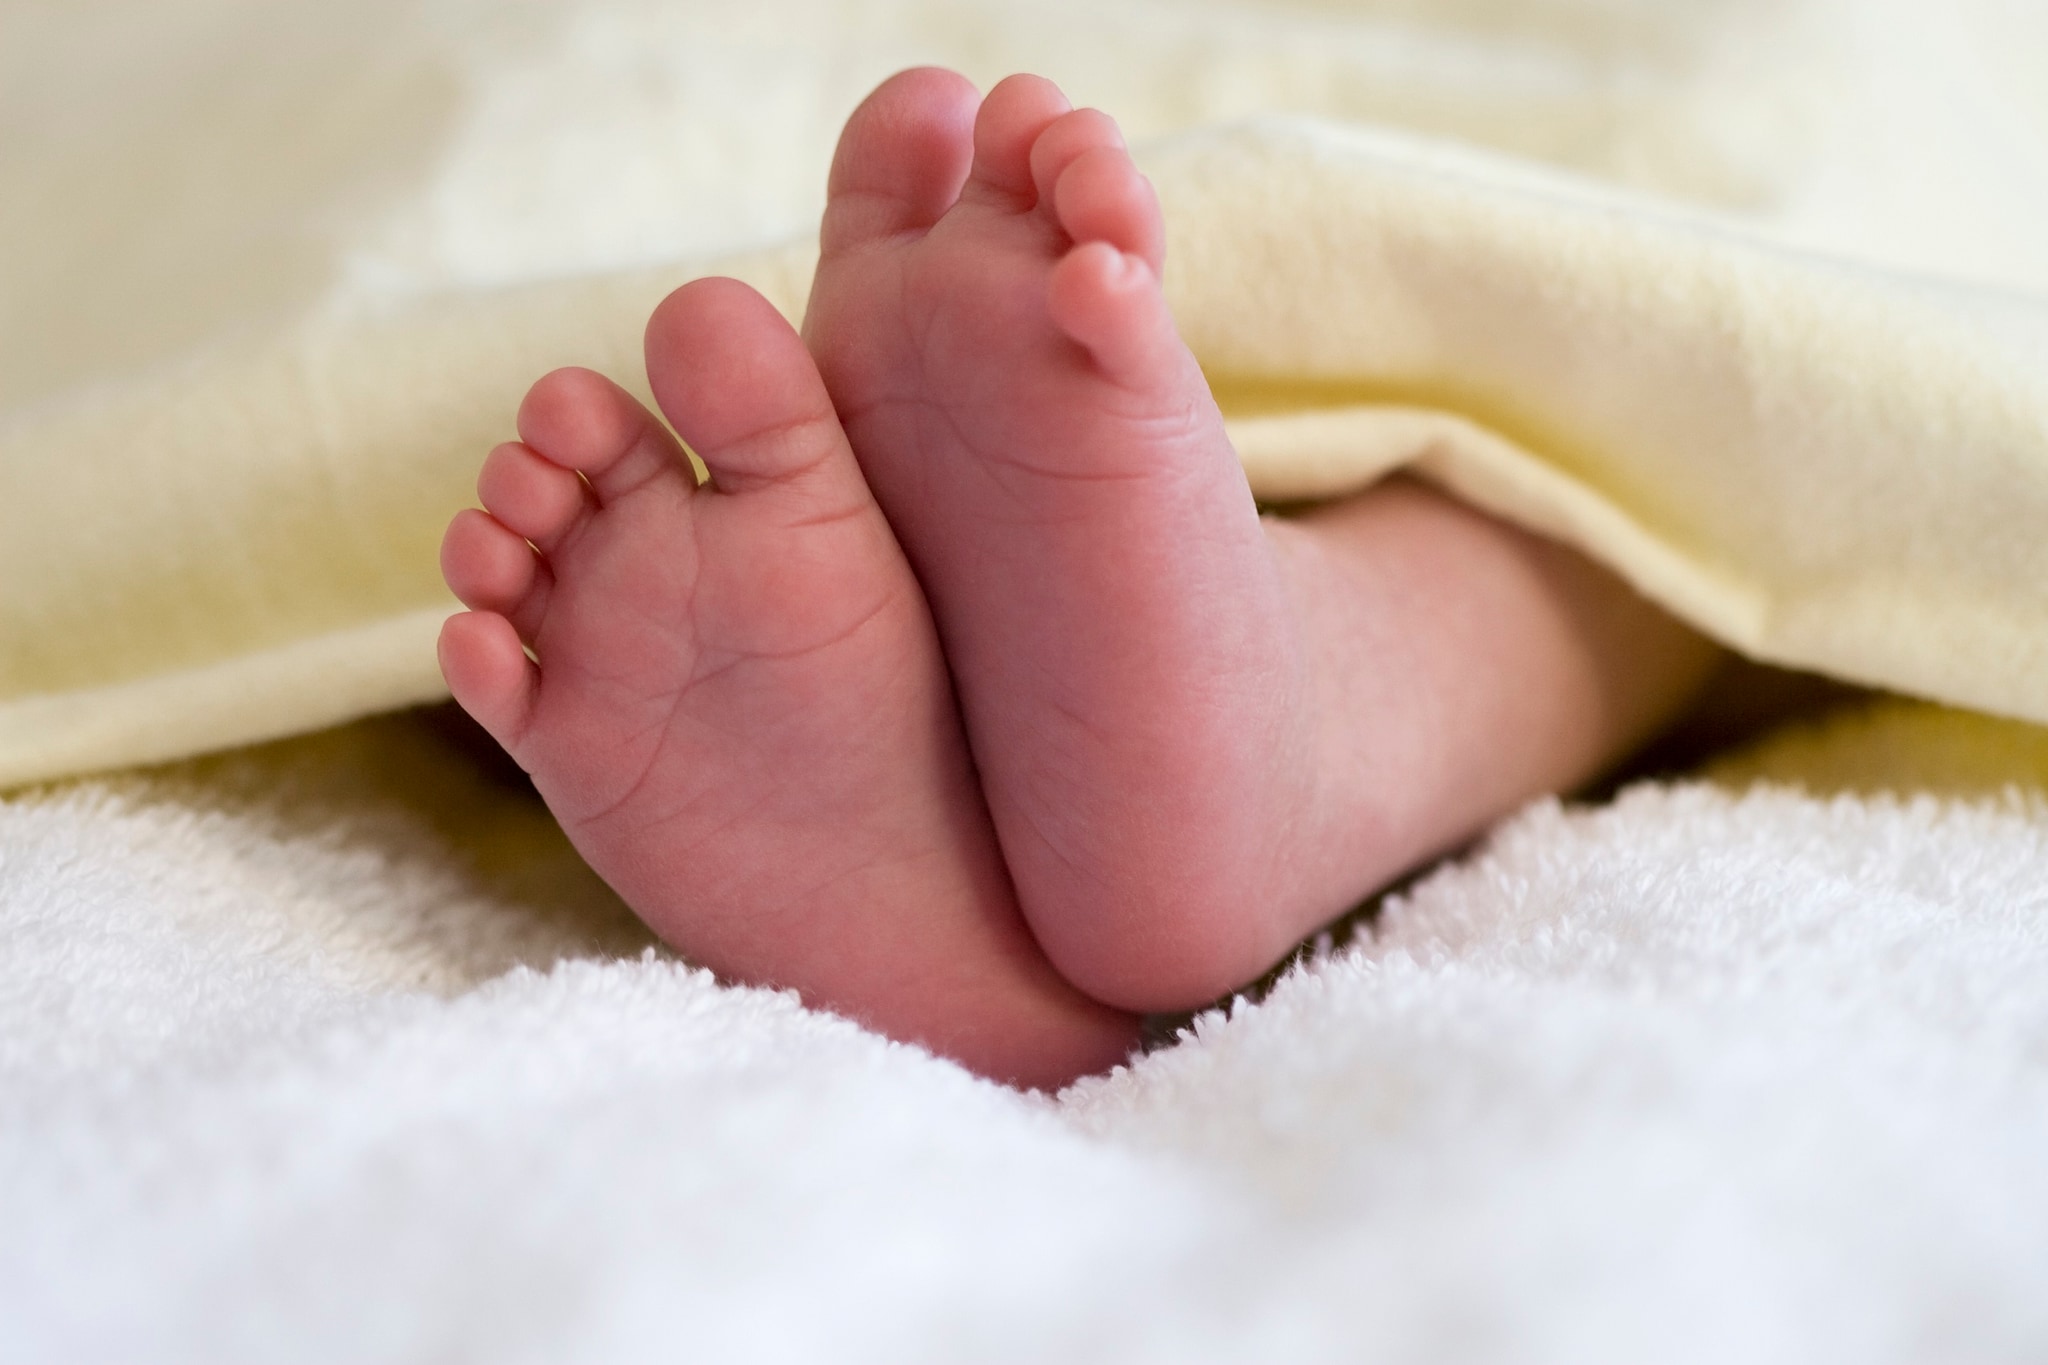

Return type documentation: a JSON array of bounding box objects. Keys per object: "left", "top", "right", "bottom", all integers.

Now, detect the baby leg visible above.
[{"left": 1264, "top": 477, "right": 1720, "bottom": 948}]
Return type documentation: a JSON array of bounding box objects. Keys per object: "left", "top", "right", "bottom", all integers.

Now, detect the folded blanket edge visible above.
[{"left": 0, "top": 606, "right": 451, "bottom": 791}]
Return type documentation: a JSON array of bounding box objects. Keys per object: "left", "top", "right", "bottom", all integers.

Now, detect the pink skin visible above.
[
  {"left": 437, "top": 276, "right": 1137, "bottom": 1089},
  {"left": 802, "top": 70, "right": 1721, "bottom": 1012},
  {"left": 441, "top": 67, "right": 1720, "bottom": 1087},
  {"left": 803, "top": 71, "right": 1316, "bottom": 1010}
]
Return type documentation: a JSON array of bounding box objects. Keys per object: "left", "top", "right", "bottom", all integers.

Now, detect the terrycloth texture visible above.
[
  {"left": 5, "top": 0, "right": 2048, "bottom": 785},
  {"left": 9, "top": 3, "right": 2048, "bottom": 1360},
  {"left": 8, "top": 700, "right": 2048, "bottom": 1361}
]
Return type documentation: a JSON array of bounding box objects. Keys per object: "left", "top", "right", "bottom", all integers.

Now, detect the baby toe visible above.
[
  {"left": 1028, "top": 108, "right": 1125, "bottom": 213},
  {"left": 966, "top": 73, "right": 1071, "bottom": 205},
  {"left": 438, "top": 610, "right": 539, "bottom": 754},
  {"left": 1048, "top": 240, "right": 1180, "bottom": 386},
  {"left": 821, "top": 67, "right": 979, "bottom": 252},
  {"left": 518, "top": 366, "right": 691, "bottom": 506},
  {"left": 441, "top": 508, "right": 553, "bottom": 641},
  {"left": 648, "top": 278, "right": 873, "bottom": 508},
  {"left": 1053, "top": 144, "right": 1165, "bottom": 277},
  {"left": 477, "top": 440, "right": 590, "bottom": 553}
]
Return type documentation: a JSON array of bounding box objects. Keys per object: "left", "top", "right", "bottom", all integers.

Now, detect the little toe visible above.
[
  {"left": 821, "top": 67, "right": 979, "bottom": 253},
  {"left": 1053, "top": 144, "right": 1165, "bottom": 276},
  {"left": 646, "top": 277, "right": 870, "bottom": 507},
  {"left": 438, "top": 611, "right": 539, "bottom": 754},
  {"left": 441, "top": 508, "right": 553, "bottom": 641},
  {"left": 1048, "top": 240, "right": 1181, "bottom": 386},
  {"left": 967, "top": 74, "right": 1071, "bottom": 206},
  {"left": 477, "top": 440, "right": 592, "bottom": 553},
  {"left": 516, "top": 366, "right": 692, "bottom": 506}
]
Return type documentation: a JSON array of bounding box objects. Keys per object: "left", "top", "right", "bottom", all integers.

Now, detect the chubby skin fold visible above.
[{"left": 441, "top": 69, "right": 1720, "bottom": 1088}]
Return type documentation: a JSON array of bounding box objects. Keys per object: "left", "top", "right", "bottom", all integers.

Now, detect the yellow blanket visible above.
[{"left": 5, "top": 1, "right": 2047, "bottom": 788}]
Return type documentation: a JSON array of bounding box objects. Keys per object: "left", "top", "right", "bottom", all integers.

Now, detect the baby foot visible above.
[
  {"left": 804, "top": 72, "right": 1330, "bottom": 1011},
  {"left": 438, "top": 276, "right": 1134, "bottom": 1086}
]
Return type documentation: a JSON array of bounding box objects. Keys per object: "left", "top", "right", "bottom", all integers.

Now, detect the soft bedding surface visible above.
[{"left": 6, "top": 1, "right": 2048, "bottom": 1359}]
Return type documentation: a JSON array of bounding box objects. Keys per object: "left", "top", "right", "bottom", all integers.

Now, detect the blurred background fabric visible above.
[{"left": 8, "top": 0, "right": 2047, "bottom": 419}]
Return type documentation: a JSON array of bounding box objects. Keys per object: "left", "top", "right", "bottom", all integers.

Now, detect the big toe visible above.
[
  {"left": 821, "top": 67, "right": 980, "bottom": 254},
  {"left": 646, "top": 277, "right": 869, "bottom": 504}
]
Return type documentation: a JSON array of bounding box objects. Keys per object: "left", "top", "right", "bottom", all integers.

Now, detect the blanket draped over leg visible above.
[{"left": 4, "top": 125, "right": 2045, "bottom": 787}]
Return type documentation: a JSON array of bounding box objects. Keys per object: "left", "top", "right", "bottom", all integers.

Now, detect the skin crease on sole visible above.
[
  {"left": 439, "top": 275, "right": 1139, "bottom": 1091},
  {"left": 802, "top": 68, "right": 1722, "bottom": 1012},
  {"left": 441, "top": 66, "right": 1725, "bottom": 1086}
]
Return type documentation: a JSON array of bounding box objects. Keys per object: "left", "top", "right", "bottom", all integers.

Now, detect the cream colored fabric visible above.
[
  {"left": 4, "top": 0, "right": 2047, "bottom": 788},
  {"left": 0, "top": 253, "right": 810, "bottom": 786}
]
